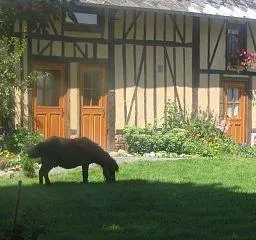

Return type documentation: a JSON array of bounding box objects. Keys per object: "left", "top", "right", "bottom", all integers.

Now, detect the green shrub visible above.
[
  {"left": 0, "top": 155, "right": 20, "bottom": 171},
  {"left": 163, "top": 102, "right": 185, "bottom": 131},
  {"left": 19, "top": 153, "right": 36, "bottom": 178},
  {"left": 124, "top": 101, "right": 253, "bottom": 157},
  {"left": 2, "top": 126, "right": 44, "bottom": 154}
]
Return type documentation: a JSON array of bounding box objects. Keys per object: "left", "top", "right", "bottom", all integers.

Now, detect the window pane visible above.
[
  {"left": 36, "top": 70, "right": 60, "bottom": 106},
  {"left": 226, "top": 23, "right": 244, "bottom": 58},
  {"left": 233, "top": 88, "right": 240, "bottom": 102},
  {"left": 66, "top": 12, "right": 98, "bottom": 25},
  {"left": 84, "top": 73, "right": 92, "bottom": 89},
  {"left": 83, "top": 89, "right": 91, "bottom": 106},
  {"left": 234, "top": 104, "right": 239, "bottom": 117},
  {"left": 227, "top": 88, "right": 233, "bottom": 102},
  {"left": 227, "top": 104, "right": 233, "bottom": 117},
  {"left": 92, "top": 73, "right": 100, "bottom": 90},
  {"left": 92, "top": 90, "right": 100, "bottom": 106}
]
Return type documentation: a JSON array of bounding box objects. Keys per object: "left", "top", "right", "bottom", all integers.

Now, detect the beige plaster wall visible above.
[
  {"left": 198, "top": 74, "right": 220, "bottom": 116},
  {"left": 114, "top": 10, "right": 193, "bottom": 129},
  {"left": 200, "top": 18, "right": 226, "bottom": 70},
  {"left": 69, "top": 62, "right": 79, "bottom": 136}
]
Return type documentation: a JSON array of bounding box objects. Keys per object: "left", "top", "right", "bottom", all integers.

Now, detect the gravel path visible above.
[
  {"left": 49, "top": 156, "right": 191, "bottom": 174},
  {"left": 0, "top": 156, "right": 194, "bottom": 176}
]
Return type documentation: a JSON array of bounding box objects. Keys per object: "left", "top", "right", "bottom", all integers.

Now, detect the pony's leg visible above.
[
  {"left": 103, "top": 167, "right": 111, "bottom": 183},
  {"left": 39, "top": 165, "right": 44, "bottom": 184},
  {"left": 82, "top": 163, "right": 89, "bottom": 183},
  {"left": 43, "top": 165, "right": 53, "bottom": 185}
]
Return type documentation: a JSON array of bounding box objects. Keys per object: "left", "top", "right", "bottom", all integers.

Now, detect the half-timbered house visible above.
[{"left": 11, "top": 0, "right": 256, "bottom": 149}]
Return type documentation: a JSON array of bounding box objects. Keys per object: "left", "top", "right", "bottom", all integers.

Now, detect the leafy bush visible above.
[
  {"left": 18, "top": 153, "right": 37, "bottom": 178},
  {"left": 0, "top": 155, "right": 20, "bottom": 171},
  {"left": 124, "top": 101, "right": 256, "bottom": 157},
  {"left": 163, "top": 102, "right": 185, "bottom": 131},
  {"left": 2, "top": 126, "right": 44, "bottom": 154}
]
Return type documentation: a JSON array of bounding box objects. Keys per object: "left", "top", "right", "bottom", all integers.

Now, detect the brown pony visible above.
[{"left": 25, "top": 136, "right": 119, "bottom": 185}]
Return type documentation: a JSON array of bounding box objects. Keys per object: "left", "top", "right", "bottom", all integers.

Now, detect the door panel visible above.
[
  {"left": 80, "top": 66, "right": 106, "bottom": 148},
  {"left": 33, "top": 63, "right": 66, "bottom": 139},
  {"left": 224, "top": 81, "right": 247, "bottom": 143}
]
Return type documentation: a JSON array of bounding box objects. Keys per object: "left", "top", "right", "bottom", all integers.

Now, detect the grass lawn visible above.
[{"left": 1, "top": 156, "right": 256, "bottom": 240}]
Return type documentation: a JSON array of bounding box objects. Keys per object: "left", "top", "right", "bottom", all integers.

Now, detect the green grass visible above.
[{"left": 1, "top": 156, "right": 256, "bottom": 239}]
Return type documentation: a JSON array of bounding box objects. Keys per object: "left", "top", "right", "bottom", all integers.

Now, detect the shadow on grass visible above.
[{"left": 1, "top": 179, "right": 256, "bottom": 240}]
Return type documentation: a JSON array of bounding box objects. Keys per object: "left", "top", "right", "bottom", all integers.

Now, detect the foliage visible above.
[
  {"left": 163, "top": 101, "right": 185, "bottom": 131},
  {"left": 0, "top": 37, "right": 33, "bottom": 126},
  {"left": 2, "top": 126, "right": 44, "bottom": 154},
  {"left": 0, "top": 0, "right": 77, "bottom": 36},
  {"left": 19, "top": 153, "right": 37, "bottom": 178},
  {"left": 124, "top": 101, "right": 256, "bottom": 157},
  {"left": 0, "top": 154, "right": 20, "bottom": 171}
]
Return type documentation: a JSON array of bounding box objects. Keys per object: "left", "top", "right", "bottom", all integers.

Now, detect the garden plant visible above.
[{"left": 124, "top": 101, "right": 256, "bottom": 157}]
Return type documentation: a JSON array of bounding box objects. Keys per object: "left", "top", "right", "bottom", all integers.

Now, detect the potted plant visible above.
[{"left": 227, "top": 48, "right": 256, "bottom": 72}]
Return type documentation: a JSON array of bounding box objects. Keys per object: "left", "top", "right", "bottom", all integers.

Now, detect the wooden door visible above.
[
  {"left": 224, "top": 81, "right": 247, "bottom": 143},
  {"left": 80, "top": 66, "right": 107, "bottom": 148},
  {"left": 33, "top": 63, "right": 66, "bottom": 138}
]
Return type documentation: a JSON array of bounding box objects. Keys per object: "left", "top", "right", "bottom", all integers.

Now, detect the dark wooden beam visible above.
[
  {"left": 38, "top": 40, "right": 52, "bottom": 55},
  {"left": 209, "top": 20, "right": 225, "bottom": 68},
  {"left": 200, "top": 68, "right": 256, "bottom": 76},
  {"left": 124, "top": 11, "right": 142, "bottom": 39},
  {"left": 61, "top": 8, "right": 65, "bottom": 57},
  {"left": 133, "top": 11, "right": 138, "bottom": 126},
  {"left": 143, "top": 11, "right": 147, "bottom": 125},
  {"left": 192, "top": 17, "right": 200, "bottom": 113},
  {"left": 164, "top": 13, "right": 167, "bottom": 114},
  {"left": 173, "top": 15, "right": 177, "bottom": 103},
  {"left": 93, "top": 43, "right": 97, "bottom": 59},
  {"left": 74, "top": 42, "right": 87, "bottom": 58},
  {"left": 169, "top": 14, "right": 185, "bottom": 43},
  {"left": 73, "top": 42, "right": 76, "bottom": 58},
  {"left": 16, "top": 32, "right": 192, "bottom": 47},
  {"left": 164, "top": 47, "right": 181, "bottom": 109},
  {"left": 47, "top": 13, "right": 59, "bottom": 36},
  {"left": 207, "top": 18, "right": 211, "bottom": 113},
  {"left": 248, "top": 22, "right": 256, "bottom": 52},
  {"left": 122, "top": 10, "right": 127, "bottom": 124},
  {"left": 183, "top": 15, "right": 186, "bottom": 110},
  {"left": 126, "top": 47, "right": 146, "bottom": 124},
  {"left": 107, "top": 10, "right": 116, "bottom": 151},
  {"left": 115, "top": 39, "right": 192, "bottom": 47},
  {"left": 153, "top": 12, "right": 157, "bottom": 120},
  {"left": 32, "top": 55, "right": 108, "bottom": 64}
]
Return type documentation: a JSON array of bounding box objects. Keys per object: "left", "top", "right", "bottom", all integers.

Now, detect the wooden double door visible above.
[
  {"left": 33, "top": 63, "right": 107, "bottom": 148},
  {"left": 224, "top": 81, "right": 248, "bottom": 143}
]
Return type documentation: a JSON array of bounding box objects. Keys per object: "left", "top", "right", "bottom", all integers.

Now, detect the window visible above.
[
  {"left": 64, "top": 7, "right": 103, "bottom": 32},
  {"left": 35, "top": 70, "right": 61, "bottom": 106},
  {"left": 66, "top": 12, "right": 98, "bottom": 25},
  {"left": 226, "top": 22, "right": 246, "bottom": 60}
]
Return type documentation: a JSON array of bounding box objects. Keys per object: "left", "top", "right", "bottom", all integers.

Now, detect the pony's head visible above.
[
  {"left": 24, "top": 142, "right": 43, "bottom": 158},
  {"left": 103, "top": 157, "right": 119, "bottom": 183}
]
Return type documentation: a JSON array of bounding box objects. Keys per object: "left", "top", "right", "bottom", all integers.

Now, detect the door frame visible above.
[
  {"left": 32, "top": 61, "right": 68, "bottom": 138},
  {"left": 79, "top": 65, "right": 107, "bottom": 149},
  {"left": 222, "top": 78, "right": 249, "bottom": 144}
]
